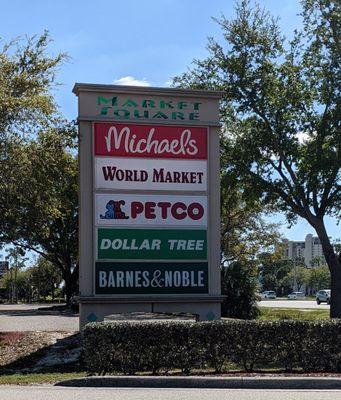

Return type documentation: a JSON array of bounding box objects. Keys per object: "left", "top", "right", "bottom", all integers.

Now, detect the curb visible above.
[{"left": 55, "top": 376, "right": 341, "bottom": 390}]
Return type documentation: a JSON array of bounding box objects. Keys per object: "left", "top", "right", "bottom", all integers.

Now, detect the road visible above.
[
  {"left": 0, "top": 303, "right": 79, "bottom": 331},
  {"left": 1, "top": 387, "right": 340, "bottom": 400},
  {"left": 258, "top": 299, "right": 330, "bottom": 309},
  {"left": 0, "top": 300, "right": 329, "bottom": 332}
]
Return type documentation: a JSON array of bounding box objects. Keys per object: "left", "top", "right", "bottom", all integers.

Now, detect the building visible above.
[{"left": 285, "top": 234, "right": 325, "bottom": 267}]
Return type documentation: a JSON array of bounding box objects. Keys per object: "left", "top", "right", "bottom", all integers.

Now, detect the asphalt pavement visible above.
[
  {"left": 0, "top": 303, "right": 79, "bottom": 331},
  {"left": 258, "top": 299, "right": 330, "bottom": 309},
  {"left": 1, "top": 387, "right": 341, "bottom": 400},
  {"left": 0, "top": 300, "right": 329, "bottom": 332}
]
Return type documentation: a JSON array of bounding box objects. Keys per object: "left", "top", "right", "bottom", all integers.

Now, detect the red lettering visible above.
[
  {"left": 172, "top": 202, "right": 187, "bottom": 220},
  {"left": 188, "top": 203, "right": 204, "bottom": 220},
  {"left": 131, "top": 202, "right": 143, "bottom": 218},
  {"left": 145, "top": 202, "right": 156, "bottom": 219},
  {"left": 157, "top": 202, "right": 171, "bottom": 219}
]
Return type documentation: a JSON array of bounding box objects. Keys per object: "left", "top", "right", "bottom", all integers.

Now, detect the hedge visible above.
[{"left": 83, "top": 319, "right": 341, "bottom": 374}]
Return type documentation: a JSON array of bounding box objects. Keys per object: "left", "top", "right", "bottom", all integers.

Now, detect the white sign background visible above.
[
  {"left": 95, "top": 194, "right": 207, "bottom": 227},
  {"left": 95, "top": 157, "right": 207, "bottom": 191}
]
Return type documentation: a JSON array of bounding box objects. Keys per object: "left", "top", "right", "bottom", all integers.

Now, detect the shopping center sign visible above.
[{"left": 74, "top": 83, "right": 223, "bottom": 327}]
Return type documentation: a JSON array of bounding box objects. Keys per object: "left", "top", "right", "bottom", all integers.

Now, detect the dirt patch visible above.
[{"left": 0, "top": 331, "right": 82, "bottom": 373}]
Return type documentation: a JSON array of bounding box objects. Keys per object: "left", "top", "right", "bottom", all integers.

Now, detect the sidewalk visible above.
[{"left": 55, "top": 375, "right": 341, "bottom": 390}]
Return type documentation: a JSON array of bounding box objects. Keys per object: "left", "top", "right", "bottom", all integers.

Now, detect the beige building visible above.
[{"left": 285, "top": 234, "right": 325, "bottom": 267}]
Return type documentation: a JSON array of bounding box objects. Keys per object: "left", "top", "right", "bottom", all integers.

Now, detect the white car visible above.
[
  {"left": 260, "top": 291, "right": 277, "bottom": 299},
  {"left": 316, "top": 289, "right": 331, "bottom": 305},
  {"left": 288, "top": 291, "right": 305, "bottom": 299}
]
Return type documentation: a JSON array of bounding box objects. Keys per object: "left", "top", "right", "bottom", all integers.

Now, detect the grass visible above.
[
  {"left": 0, "top": 372, "right": 87, "bottom": 385},
  {"left": 259, "top": 307, "right": 329, "bottom": 321}
]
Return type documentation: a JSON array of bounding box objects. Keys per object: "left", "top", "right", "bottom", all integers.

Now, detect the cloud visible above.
[
  {"left": 296, "top": 131, "right": 310, "bottom": 144},
  {"left": 113, "top": 76, "right": 150, "bottom": 87}
]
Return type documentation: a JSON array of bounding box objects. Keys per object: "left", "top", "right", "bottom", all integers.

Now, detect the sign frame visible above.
[{"left": 74, "top": 83, "right": 224, "bottom": 327}]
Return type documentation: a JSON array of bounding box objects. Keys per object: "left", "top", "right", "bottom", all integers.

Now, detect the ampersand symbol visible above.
[{"left": 151, "top": 270, "right": 164, "bottom": 287}]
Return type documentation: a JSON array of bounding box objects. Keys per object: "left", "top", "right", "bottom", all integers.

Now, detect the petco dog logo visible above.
[
  {"left": 95, "top": 194, "right": 207, "bottom": 227},
  {"left": 100, "top": 200, "right": 129, "bottom": 220}
]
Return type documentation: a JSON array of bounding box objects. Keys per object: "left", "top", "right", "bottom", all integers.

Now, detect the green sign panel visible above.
[
  {"left": 95, "top": 261, "right": 208, "bottom": 294},
  {"left": 97, "top": 228, "right": 207, "bottom": 260}
]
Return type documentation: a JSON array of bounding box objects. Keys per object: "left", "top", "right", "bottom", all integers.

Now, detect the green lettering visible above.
[
  {"left": 177, "top": 101, "right": 188, "bottom": 109},
  {"left": 134, "top": 110, "right": 149, "bottom": 119},
  {"left": 114, "top": 109, "right": 130, "bottom": 118},
  {"left": 100, "top": 106, "right": 111, "bottom": 115},
  {"left": 122, "top": 99, "right": 138, "bottom": 107},
  {"left": 97, "top": 96, "right": 110, "bottom": 105},
  {"left": 152, "top": 111, "right": 168, "bottom": 119},
  {"left": 191, "top": 102, "right": 201, "bottom": 110},
  {"left": 142, "top": 99, "right": 155, "bottom": 108},
  {"left": 171, "top": 112, "right": 185, "bottom": 120},
  {"left": 160, "top": 100, "right": 174, "bottom": 109},
  {"left": 189, "top": 112, "right": 199, "bottom": 120},
  {"left": 97, "top": 96, "right": 118, "bottom": 106}
]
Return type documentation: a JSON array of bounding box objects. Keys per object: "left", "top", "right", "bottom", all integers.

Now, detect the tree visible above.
[
  {"left": 283, "top": 266, "right": 310, "bottom": 292},
  {"left": 0, "top": 268, "right": 31, "bottom": 302},
  {"left": 0, "top": 31, "right": 66, "bottom": 139},
  {"left": 221, "top": 261, "right": 260, "bottom": 319},
  {"left": 220, "top": 167, "right": 281, "bottom": 265},
  {"left": 0, "top": 33, "right": 78, "bottom": 302},
  {"left": 173, "top": 0, "right": 341, "bottom": 317},
  {"left": 309, "top": 265, "right": 331, "bottom": 291},
  {"left": 29, "top": 256, "right": 63, "bottom": 301},
  {"left": 5, "top": 247, "right": 27, "bottom": 302},
  {"left": 259, "top": 252, "right": 293, "bottom": 295},
  {"left": 220, "top": 144, "right": 282, "bottom": 318},
  {"left": 0, "top": 125, "right": 78, "bottom": 302}
]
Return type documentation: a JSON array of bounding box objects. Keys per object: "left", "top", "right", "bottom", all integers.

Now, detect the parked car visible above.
[
  {"left": 260, "top": 291, "right": 277, "bottom": 299},
  {"left": 316, "top": 289, "right": 331, "bottom": 305},
  {"left": 288, "top": 291, "right": 305, "bottom": 299},
  {"left": 69, "top": 294, "right": 79, "bottom": 311}
]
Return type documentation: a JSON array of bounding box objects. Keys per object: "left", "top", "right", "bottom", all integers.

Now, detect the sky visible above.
[{"left": 0, "top": 0, "right": 339, "bottom": 250}]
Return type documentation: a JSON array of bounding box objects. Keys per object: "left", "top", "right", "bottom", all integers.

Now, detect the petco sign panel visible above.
[
  {"left": 95, "top": 157, "right": 207, "bottom": 191},
  {"left": 95, "top": 194, "right": 207, "bottom": 227},
  {"left": 94, "top": 123, "right": 207, "bottom": 159}
]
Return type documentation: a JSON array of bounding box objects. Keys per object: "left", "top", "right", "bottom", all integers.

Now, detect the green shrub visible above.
[{"left": 82, "top": 319, "right": 341, "bottom": 375}]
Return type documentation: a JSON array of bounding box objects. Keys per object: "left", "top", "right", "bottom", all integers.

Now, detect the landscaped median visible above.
[{"left": 83, "top": 319, "right": 341, "bottom": 375}]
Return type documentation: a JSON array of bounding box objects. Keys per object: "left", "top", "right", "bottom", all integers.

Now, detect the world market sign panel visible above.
[{"left": 95, "top": 157, "right": 207, "bottom": 191}]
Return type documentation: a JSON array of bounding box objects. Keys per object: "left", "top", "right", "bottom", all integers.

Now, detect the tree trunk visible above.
[
  {"left": 312, "top": 218, "right": 341, "bottom": 318},
  {"left": 63, "top": 265, "right": 79, "bottom": 305}
]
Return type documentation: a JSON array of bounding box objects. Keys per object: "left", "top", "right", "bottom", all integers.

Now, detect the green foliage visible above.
[
  {"left": 173, "top": 0, "right": 340, "bottom": 315},
  {"left": 0, "top": 32, "right": 77, "bottom": 301},
  {"left": 259, "top": 250, "right": 293, "bottom": 294},
  {"left": 83, "top": 319, "right": 341, "bottom": 374},
  {"left": 309, "top": 266, "right": 331, "bottom": 290},
  {"left": 0, "top": 31, "right": 66, "bottom": 137},
  {"left": 0, "top": 125, "right": 78, "bottom": 300},
  {"left": 29, "top": 256, "right": 63, "bottom": 300},
  {"left": 220, "top": 171, "right": 281, "bottom": 265},
  {"left": 221, "top": 262, "right": 260, "bottom": 319}
]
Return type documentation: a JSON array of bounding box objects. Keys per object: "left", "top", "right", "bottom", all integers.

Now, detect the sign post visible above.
[{"left": 73, "top": 84, "right": 224, "bottom": 328}]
